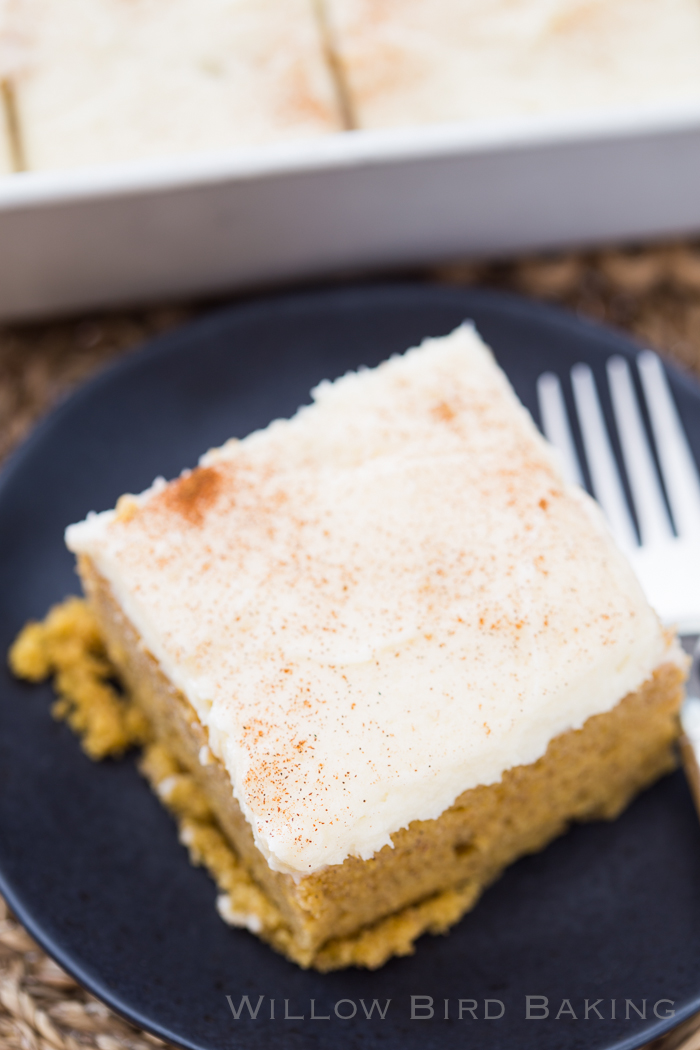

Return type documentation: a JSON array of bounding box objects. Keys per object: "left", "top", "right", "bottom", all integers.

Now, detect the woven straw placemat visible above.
[{"left": 1, "top": 240, "right": 700, "bottom": 1050}]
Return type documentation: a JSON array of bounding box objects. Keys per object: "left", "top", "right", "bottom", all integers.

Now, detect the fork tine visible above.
[
  {"left": 536, "top": 372, "right": 584, "bottom": 487},
  {"left": 606, "top": 356, "right": 674, "bottom": 546},
  {"left": 637, "top": 350, "right": 700, "bottom": 538},
  {"left": 570, "top": 363, "right": 638, "bottom": 550}
]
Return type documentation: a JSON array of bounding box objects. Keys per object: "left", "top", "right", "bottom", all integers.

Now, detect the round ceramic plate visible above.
[{"left": 1, "top": 285, "right": 700, "bottom": 1050}]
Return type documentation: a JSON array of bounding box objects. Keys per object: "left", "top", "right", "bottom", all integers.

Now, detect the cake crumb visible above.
[
  {"left": 115, "top": 494, "right": 139, "bottom": 523},
  {"left": 9, "top": 597, "right": 150, "bottom": 759}
]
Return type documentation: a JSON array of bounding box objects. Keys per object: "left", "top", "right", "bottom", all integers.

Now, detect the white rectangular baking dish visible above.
[{"left": 2, "top": 101, "right": 700, "bottom": 322}]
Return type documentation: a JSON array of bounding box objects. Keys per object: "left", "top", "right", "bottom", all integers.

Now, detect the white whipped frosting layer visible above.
[{"left": 66, "top": 326, "right": 674, "bottom": 877}]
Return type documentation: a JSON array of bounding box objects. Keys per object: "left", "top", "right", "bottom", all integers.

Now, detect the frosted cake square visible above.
[
  {"left": 64, "top": 325, "right": 684, "bottom": 970},
  {"left": 4, "top": 0, "right": 341, "bottom": 171},
  {"left": 325, "top": 0, "right": 700, "bottom": 130}
]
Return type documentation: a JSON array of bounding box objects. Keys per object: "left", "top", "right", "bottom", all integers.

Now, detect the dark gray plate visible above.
[{"left": 1, "top": 284, "right": 699, "bottom": 1050}]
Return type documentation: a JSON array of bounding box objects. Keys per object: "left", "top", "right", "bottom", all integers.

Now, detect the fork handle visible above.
[{"left": 680, "top": 635, "right": 700, "bottom": 819}]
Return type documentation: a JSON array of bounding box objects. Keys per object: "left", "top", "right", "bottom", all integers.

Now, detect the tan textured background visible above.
[{"left": 2, "top": 240, "right": 700, "bottom": 1050}]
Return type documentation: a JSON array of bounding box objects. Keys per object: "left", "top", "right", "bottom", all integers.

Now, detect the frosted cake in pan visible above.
[
  {"left": 3, "top": 0, "right": 700, "bottom": 172},
  {"left": 324, "top": 0, "right": 700, "bottom": 129},
  {"left": 1, "top": 0, "right": 342, "bottom": 170},
  {"left": 60, "top": 325, "right": 685, "bottom": 969}
]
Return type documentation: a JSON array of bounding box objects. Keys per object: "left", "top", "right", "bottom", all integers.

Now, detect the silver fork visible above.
[{"left": 537, "top": 351, "right": 700, "bottom": 810}]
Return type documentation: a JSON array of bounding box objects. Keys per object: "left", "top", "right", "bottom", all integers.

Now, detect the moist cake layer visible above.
[{"left": 66, "top": 326, "right": 677, "bottom": 877}]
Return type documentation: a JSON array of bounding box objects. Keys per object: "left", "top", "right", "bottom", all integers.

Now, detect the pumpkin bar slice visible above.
[
  {"left": 5, "top": 0, "right": 342, "bottom": 171},
  {"left": 65, "top": 325, "right": 685, "bottom": 969}
]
